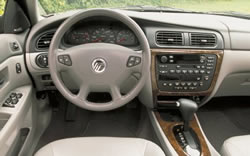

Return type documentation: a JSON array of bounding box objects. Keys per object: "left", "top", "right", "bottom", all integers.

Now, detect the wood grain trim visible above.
[
  {"left": 155, "top": 112, "right": 211, "bottom": 156},
  {"left": 151, "top": 49, "right": 224, "bottom": 98}
]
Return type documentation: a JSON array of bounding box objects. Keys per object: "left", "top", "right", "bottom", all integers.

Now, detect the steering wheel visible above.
[{"left": 48, "top": 9, "right": 150, "bottom": 111}]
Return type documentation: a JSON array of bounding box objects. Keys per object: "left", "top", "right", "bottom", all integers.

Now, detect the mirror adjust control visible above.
[
  {"left": 16, "top": 63, "right": 22, "bottom": 73},
  {"left": 127, "top": 56, "right": 141, "bottom": 67}
]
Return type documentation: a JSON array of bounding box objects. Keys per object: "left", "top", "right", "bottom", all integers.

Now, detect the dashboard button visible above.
[
  {"left": 194, "top": 70, "right": 199, "bottom": 74},
  {"left": 200, "top": 70, "right": 205, "bottom": 74},
  {"left": 204, "top": 76, "right": 209, "bottom": 81},
  {"left": 163, "top": 82, "right": 167, "bottom": 86},
  {"left": 175, "top": 82, "right": 180, "bottom": 86},
  {"left": 193, "top": 82, "right": 198, "bottom": 86},
  {"left": 207, "top": 60, "right": 214, "bottom": 63},
  {"left": 188, "top": 70, "right": 193, "bottom": 74},
  {"left": 170, "top": 70, "right": 175, "bottom": 74},
  {"left": 176, "top": 70, "right": 181, "bottom": 74},
  {"left": 181, "top": 82, "right": 186, "bottom": 86}
]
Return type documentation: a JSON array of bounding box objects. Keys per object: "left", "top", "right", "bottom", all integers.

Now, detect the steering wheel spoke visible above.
[
  {"left": 77, "top": 84, "right": 90, "bottom": 101},
  {"left": 110, "top": 85, "right": 122, "bottom": 101}
]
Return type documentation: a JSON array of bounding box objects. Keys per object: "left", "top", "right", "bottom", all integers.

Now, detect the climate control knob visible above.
[{"left": 160, "top": 56, "right": 168, "bottom": 63}]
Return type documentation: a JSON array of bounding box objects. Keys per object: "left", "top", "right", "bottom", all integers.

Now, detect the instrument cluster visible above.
[{"left": 64, "top": 21, "right": 139, "bottom": 47}]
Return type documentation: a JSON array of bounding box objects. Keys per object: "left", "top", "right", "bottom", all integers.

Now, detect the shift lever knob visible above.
[{"left": 178, "top": 99, "right": 198, "bottom": 131}]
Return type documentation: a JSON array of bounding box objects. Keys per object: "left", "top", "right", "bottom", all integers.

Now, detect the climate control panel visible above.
[{"left": 156, "top": 54, "right": 217, "bottom": 92}]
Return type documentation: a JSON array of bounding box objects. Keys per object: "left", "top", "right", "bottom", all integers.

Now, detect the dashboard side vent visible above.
[
  {"left": 190, "top": 33, "right": 217, "bottom": 47},
  {"left": 156, "top": 31, "right": 184, "bottom": 46},
  {"left": 36, "top": 32, "right": 55, "bottom": 50}
]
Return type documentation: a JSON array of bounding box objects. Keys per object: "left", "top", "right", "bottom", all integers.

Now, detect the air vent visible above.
[
  {"left": 36, "top": 31, "right": 55, "bottom": 50},
  {"left": 190, "top": 33, "right": 217, "bottom": 47},
  {"left": 156, "top": 31, "right": 184, "bottom": 46}
]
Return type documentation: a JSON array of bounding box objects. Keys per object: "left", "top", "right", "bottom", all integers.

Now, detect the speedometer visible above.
[
  {"left": 91, "top": 27, "right": 116, "bottom": 43},
  {"left": 116, "top": 30, "right": 136, "bottom": 46}
]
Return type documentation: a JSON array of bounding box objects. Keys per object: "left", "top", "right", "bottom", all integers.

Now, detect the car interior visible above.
[{"left": 0, "top": 0, "right": 250, "bottom": 156}]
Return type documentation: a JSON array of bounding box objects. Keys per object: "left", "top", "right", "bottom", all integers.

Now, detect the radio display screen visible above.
[{"left": 175, "top": 55, "right": 200, "bottom": 64}]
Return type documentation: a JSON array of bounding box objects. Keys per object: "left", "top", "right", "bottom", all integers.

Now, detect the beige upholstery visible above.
[
  {"left": 35, "top": 137, "right": 165, "bottom": 156},
  {"left": 221, "top": 135, "right": 250, "bottom": 156}
]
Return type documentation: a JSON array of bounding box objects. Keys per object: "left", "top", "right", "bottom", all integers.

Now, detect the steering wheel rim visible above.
[{"left": 48, "top": 9, "right": 150, "bottom": 111}]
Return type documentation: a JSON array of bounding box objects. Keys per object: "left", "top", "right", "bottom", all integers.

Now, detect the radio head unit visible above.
[{"left": 156, "top": 54, "right": 217, "bottom": 92}]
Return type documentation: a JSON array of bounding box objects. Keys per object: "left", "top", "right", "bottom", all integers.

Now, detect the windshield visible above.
[{"left": 38, "top": 0, "right": 250, "bottom": 17}]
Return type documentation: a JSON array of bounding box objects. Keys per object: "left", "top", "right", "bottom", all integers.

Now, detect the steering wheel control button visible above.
[
  {"left": 58, "top": 55, "right": 72, "bottom": 66},
  {"left": 92, "top": 58, "right": 106, "bottom": 73},
  {"left": 58, "top": 55, "right": 64, "bottom": 64},
  {"left": 64, "top": 55, "right": 72, "bottom": 66},
  {"left": 127, "top": 56, "right": 141, "bottom": 67}
]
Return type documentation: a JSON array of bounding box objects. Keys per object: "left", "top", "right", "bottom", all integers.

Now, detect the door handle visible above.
[{"left": 0, "top": 78, "right": 4, "bottom": 85}]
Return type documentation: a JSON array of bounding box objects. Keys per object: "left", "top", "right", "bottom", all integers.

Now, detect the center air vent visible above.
[
  {"left": 190, "top": 33, "right": 217, "bottom": 47},
  {"left": 156, "top": 31, "right": 184, "bottom": 46},
  {"left": 36, "top": 31, "right": 55, "bottom": 50}
]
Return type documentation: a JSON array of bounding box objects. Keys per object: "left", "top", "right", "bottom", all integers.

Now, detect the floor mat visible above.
[
  {"left": 197, "top": 97, "right": 250, "bottom": 152},
  {"left": 35, "top": 98, "right": 143, "bottom": 152},
  {"left": 82, "top": 120, "right": 136, "bottom": 137}
]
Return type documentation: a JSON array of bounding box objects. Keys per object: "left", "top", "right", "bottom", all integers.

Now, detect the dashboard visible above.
[
  {"left": 25, "top": 9, "right": 250, "bottom": 108},
  {"left": 63, "top": 21, "right": 138, "bottom": 47}
]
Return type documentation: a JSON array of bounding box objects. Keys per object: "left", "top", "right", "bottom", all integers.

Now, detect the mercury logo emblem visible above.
[{"left": 91, "top": 58, "right": 106, "bottom": 73}]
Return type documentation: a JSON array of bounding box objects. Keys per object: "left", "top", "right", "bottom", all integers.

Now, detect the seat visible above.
[
  {"left": 35, "top": 137, "right": 165, "bottom": 156},
  {"left": 221, "top": 135, "right": 250, "bottom": 156}
]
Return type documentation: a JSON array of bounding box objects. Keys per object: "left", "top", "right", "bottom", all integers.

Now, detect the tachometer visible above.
[
  {"left": 67, "top": 29, "right": 90, "bottom": 45},
  {"left": 116, "top": 30, "right": 136, "bottom": 46}
]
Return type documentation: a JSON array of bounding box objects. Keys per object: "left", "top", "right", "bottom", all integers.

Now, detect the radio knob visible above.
[{"left": 160, "top": 56, "right": 168, "bottom": 63}]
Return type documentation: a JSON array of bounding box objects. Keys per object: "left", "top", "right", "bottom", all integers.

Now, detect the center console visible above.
[{"left": 150, "top": 49, "right": 223, "bottom": 156}]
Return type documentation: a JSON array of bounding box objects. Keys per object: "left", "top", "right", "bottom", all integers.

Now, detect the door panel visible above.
[
  {"left": 0, "top": 33, "right": 31, "bottom": 102},
  {"left": 0, "top": 32, "right": 34, "bottom": 156}
]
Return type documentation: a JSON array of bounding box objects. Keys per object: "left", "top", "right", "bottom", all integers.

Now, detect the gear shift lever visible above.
[
  {"left": 178, "top": 98, "right": 198, "bottom": 131},
  {"left": 176, "top": 99, "right": 200, "bottom": 156}
]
